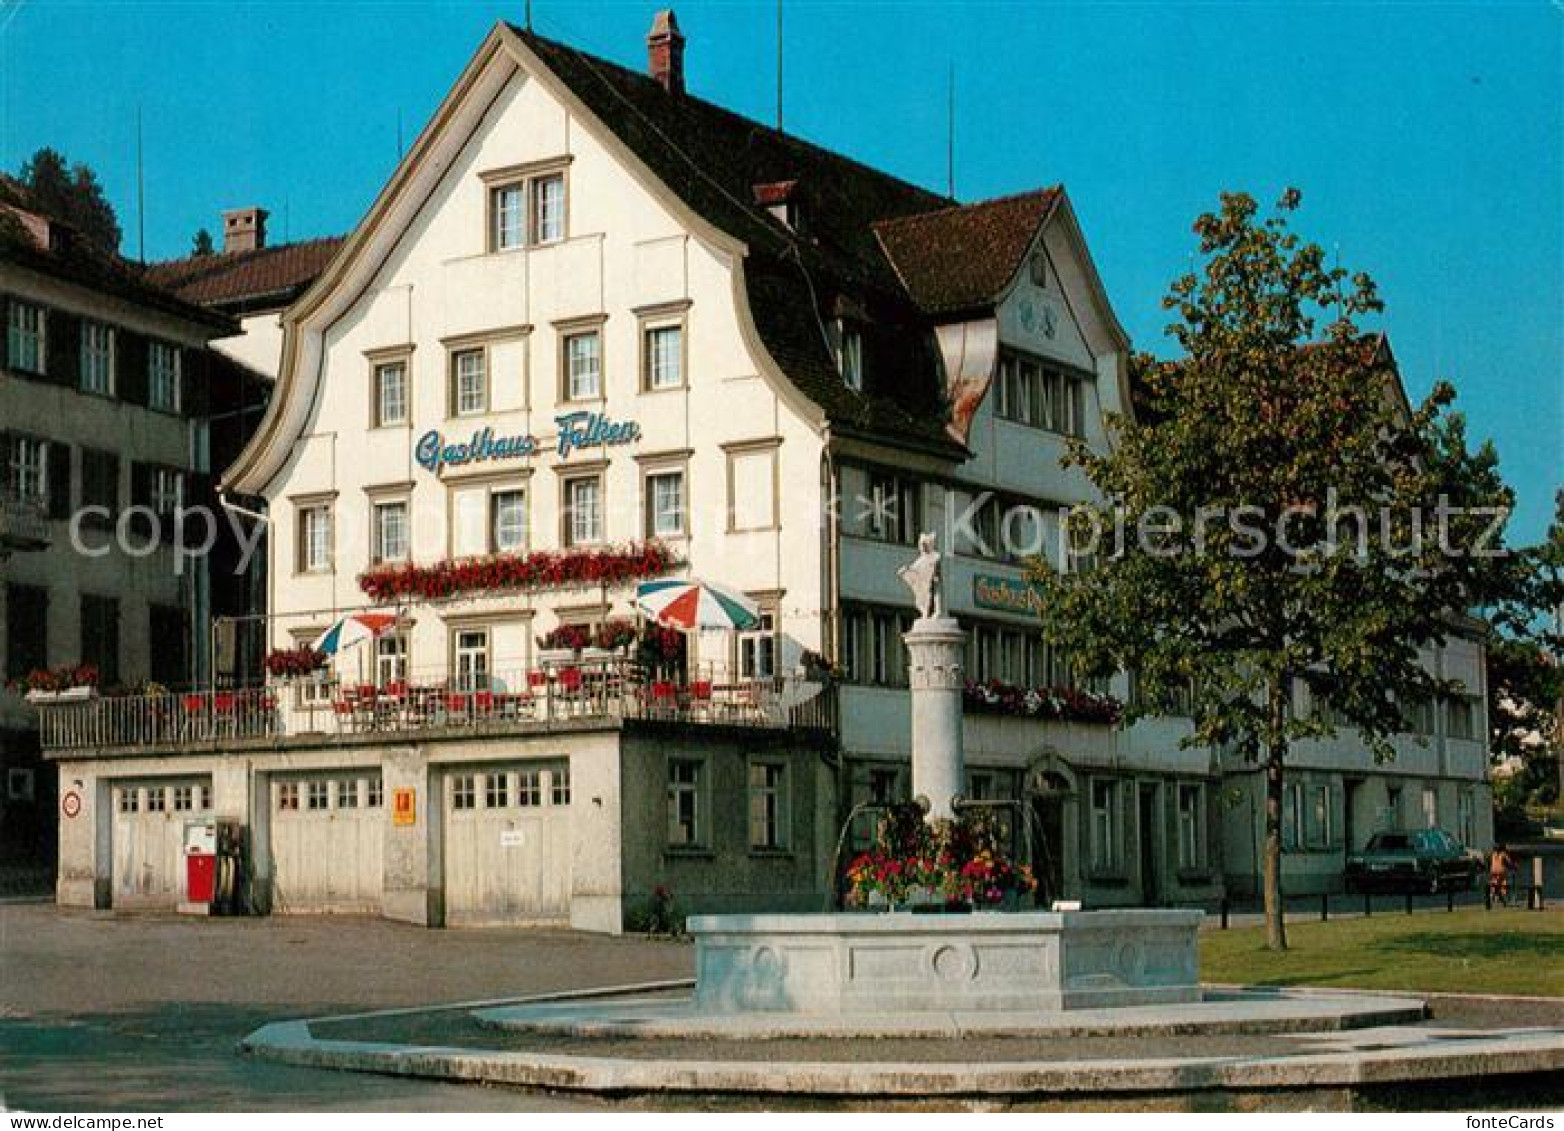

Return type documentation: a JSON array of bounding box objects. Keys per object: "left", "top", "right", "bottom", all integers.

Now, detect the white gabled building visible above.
[{"left": 41, "top": 12, "right": 1490, "bottom": 930}]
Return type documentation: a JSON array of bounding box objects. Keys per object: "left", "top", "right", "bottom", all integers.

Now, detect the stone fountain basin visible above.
[{"left": 688, "top": 909, "right": 1202, "bottom": 1015}]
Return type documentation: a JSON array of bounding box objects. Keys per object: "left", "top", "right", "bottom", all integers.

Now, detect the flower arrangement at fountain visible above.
[
  {"left": 844, "top": 803, "right": 1036, "bottom": 910},
  {"left": 357, "top": 541, "right": 675, "bottom": 603},
  {"left": 962, "top": 678, "right": 1122, "bottom": 725}
]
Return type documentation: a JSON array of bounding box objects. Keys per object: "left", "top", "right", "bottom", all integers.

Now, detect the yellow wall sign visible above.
[{"left": 392, "top": 787, "right": 416, "bottom": 826}]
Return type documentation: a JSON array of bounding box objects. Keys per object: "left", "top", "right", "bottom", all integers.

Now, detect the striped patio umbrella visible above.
[
  {"left": 312, "top": 612, "right": 399, "bottom": 657},
  {"left": 634, "top": 579, "right": 761, "bottom": 632}
]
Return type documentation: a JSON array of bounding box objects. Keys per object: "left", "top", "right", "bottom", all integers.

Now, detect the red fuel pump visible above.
[{"left": 182, "top": 819, "right": 217, "bottom": 911}]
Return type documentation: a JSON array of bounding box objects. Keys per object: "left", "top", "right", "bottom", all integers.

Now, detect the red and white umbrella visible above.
[
  {"left": 634, "top": 579, "right": 761, "bottom": 632},
  {"left": 312, "top": 612, "right": 399, "bottom": 657}
]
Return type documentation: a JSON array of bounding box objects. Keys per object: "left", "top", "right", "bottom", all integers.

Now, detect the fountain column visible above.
[{"left": 904, "top": 615, "right": 968, "bottom": 819}]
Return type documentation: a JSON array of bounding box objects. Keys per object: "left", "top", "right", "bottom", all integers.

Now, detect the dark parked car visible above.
[{"left": 1344, "top": 828, "right": 1483, "bottom": 894}]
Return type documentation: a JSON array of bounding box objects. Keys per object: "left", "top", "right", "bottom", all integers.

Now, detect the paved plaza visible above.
[{"left": 4, "top": 904, "right": 1563, "bottom": 1111}]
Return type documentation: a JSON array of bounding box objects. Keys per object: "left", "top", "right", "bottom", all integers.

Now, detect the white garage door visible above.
[
  {"left": 269, "top": 771, "right": 384, "bottom": 913},
  {"left": 111, "top": 777, "right": 212, "bottom": 908},
  {"left": 444, "top": 760, "right": 572, "bottom": 925}
]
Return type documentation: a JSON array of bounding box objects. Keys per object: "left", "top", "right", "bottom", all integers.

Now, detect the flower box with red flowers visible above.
[
  {"left": 962, "top": 678, "right": 1122, "bottom": 725},
  {"left": 358, "top": 541, "right": 676, "bottom": 604}
]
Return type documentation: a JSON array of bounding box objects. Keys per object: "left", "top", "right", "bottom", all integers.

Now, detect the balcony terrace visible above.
[{"left": 37, "top": 658, "right": 838, "bottom": 754}]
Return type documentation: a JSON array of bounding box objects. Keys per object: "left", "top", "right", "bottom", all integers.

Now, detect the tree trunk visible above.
[{"left": 1263, "top": 677, "right": 1289, "bottom": 951}]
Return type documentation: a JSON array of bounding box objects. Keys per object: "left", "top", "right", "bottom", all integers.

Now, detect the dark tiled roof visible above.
[
  {"left": 0, "top": 187, "right": 232, "bottom": 332},
  {"left": 145, "top": 236, "right": 345, "bottom": 310},
  {"left": 513, "top": 26, "right": 967, "bottom": 454},
  {"left": 873, "top": 188, "right": 1059, "bottom": 316}
]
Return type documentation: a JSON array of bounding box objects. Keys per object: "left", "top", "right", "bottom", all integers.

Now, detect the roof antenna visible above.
[
  {"left": 775, "top": 0, "right": 784, "bottom": 132},
  {"left": 946, "top": 60, "right": 956, "bottom": 200},
  {"left": 135, "top": 106, "right": 146, "bottom": 264},
  {"left": 525, "top": 0, "right": 533, "bottom": 31}
]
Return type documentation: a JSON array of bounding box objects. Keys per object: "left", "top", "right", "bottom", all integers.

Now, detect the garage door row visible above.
[{"left": 106, "top": 760, "right": 573, "bottom": 924}]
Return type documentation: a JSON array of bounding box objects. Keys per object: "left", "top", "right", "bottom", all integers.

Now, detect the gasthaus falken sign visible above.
[{"left": 415, "top": 411, "right": 641, "bottom": 474}]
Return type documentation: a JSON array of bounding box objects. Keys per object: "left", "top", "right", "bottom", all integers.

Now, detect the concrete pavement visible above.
[{"left": 0, "top": 904, "right": 690, "bottom": 1111}]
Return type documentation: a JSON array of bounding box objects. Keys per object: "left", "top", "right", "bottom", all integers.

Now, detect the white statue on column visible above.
[
  {"left": 897, "top": 532, "right": 944, "bottom": 621},
  {"left": 899, "top": 533, "right": 966, "bottom": 819}
]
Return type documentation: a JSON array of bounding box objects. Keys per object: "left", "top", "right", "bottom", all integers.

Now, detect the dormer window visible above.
[
  {"left": 839, "top": 324, "right": 863, "bottom": 393},
  {"left": 753, "top": 180, "right": 801, "bottom": 232}
]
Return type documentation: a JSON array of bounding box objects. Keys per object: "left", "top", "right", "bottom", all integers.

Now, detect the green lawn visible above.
[{"left": 1200, "top": 909, "right": 1564, "bottom": 997}]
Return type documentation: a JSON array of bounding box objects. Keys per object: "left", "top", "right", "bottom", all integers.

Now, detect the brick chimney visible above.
[
  {"left": 647, "top": 9, "right": 685, "bottom": 95},
  {"left": 221, "top": 206, "right": 269, "bottom": 254}
]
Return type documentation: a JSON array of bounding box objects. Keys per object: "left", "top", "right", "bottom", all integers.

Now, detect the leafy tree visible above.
[
  {"left": 17, "top": 147, "right": 122, "bottom": 252},
  {"left": 1032, "top": 190, "right": 1521, "bottom": 950},
  {"left": 191, "top": 227, "right": 215, "bottom": 256},
  {"left": 1487, "top": 492, "right": 1564, "bottom": 813}
]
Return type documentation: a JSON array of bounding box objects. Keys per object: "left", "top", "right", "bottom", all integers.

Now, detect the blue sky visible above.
[{"left": 2, "top": 1, "right": 1559, "bottom": 540}]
